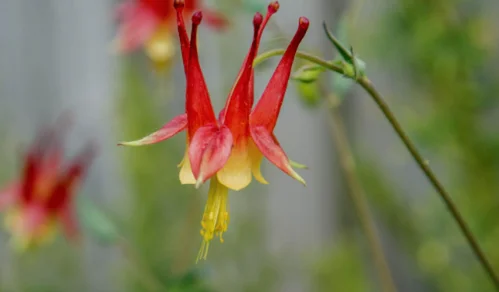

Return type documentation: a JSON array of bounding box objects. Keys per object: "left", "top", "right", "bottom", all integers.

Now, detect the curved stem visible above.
[
  {"left": 326, "top": 93, "right": 397, "bottom": 292},
  {"left": 254, "top": 50, "right": 499, "bottom": 289},
  {"left": 253, "top": 49, "right": 344, "bottom": 74},
  {"left": 357, "top": 77, "right": 499, "bottom": 289},
  {"left": 260, "top": 24, "right": 396, "bottom": 291}
]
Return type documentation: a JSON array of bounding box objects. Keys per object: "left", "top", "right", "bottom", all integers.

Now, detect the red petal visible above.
[
  {"left": 247, "top": 2, "right": 280, "bottom": 105},
  {"left": 118, "top": 113, "right": 187, "bottom": 146},
  {"left": 0, "top": 183, "right": 20, "bottom": 210},
  {"left": 188, "top": 125, "right": 233, "bottom": 186},
  {"left": 257, "top": 2, "right": 280, "bottom": 45},
  {"left": 115, "top": 3, "right": 159, "bottom": 52},
  {"left": 219, "top": 13, "right": 263, "bottom": 140},
  {"left": 60, "top": 204, "right": 80, "bottom": 241},
  {"left": 21, "top": 150, "right": 40, "bottom": 204},
  {"left": 186, "top": 11, "right": 217, "bottom": 139},
  {"left": 140, "top": 0, "right": 171, "bottom": 18},
  {"left": 174, "top": 0, "right": 190, "bottom": 75},
  {"left": 21, "top": 130, "right": 49, "bottom": 203},
  {"left": 250, "top": 17, "right": 309, "bottom": 131},
  {"left": 218, "top": 4, "right": 277, "bottom": 125},
  {"left": 250, "top": 126, "right": 305, "bottom": 185},
  {"left": 21, "top": 117, "right": 70, "bottom": 203},
  {"left": 183, "top": 0, "right": 199, "bottom": 11},
  {"left": 46, "top": 143, "right": 96, "bottom": 211}
]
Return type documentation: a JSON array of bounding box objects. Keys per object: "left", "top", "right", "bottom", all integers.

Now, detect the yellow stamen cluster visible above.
[{"left": 197, "top": 177, "right": 230, "bottom": 262}]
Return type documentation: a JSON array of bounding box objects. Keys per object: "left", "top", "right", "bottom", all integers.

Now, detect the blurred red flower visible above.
[
  {"left": 114, "top": 0, "right": 227, "bottom": 68},
  {"left": 0, "top": 123, "right": 95, "bottom": 251}
]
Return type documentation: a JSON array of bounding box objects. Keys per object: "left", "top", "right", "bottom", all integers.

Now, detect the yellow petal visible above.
[
  {"left": 217, "top": 143, "right": 252, "bottom": 191},
  {"left": 178, "top": 150, "right": 196, "bottom": 185},
  {"left": 249, "top": 139, "right": 268, "bottom": 185}
]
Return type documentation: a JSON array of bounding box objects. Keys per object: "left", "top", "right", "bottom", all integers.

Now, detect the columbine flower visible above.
[
  {"left": 0, "top": 124, "right": 94, "bottom": 251},
  {"left": 114, "top": 0, "right": 227, "bottom": 68},
  {"left": 119, "top": 0, "right": 309, "bottom": 260}
]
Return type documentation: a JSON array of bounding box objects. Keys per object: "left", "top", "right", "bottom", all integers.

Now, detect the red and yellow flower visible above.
[
  {"left": 0, "top": 124, "right": 94, "bottom": 251},
  {"left": 119, "top": 0, "right": 309, "bottom": 259},
  {"left": 114, "top": 0, "right": 227, "bottom": 67}
]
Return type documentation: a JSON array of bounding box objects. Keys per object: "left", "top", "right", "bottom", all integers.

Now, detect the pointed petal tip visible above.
[
  {"left": 299, "top": 17, "right": 310, "bottom": 30},
  {"left": 192, "top": 11, "right": 203, "bottom": 24},
  {"left": 258, "top": 177, "right": 269, "bottom": 185},
  {"left": 291, "top": 170, "right": 306, "bottom": 186},
  {"left": 268, "top": 1, "right": 280, "bottom": 13},
  {"left": 287, "top": 161, "right": 306, "bottom": 186},
  {"left": 253, "top": 12, "right": 263, "bottom": 27},
  {"left": 173, "top": 0, "right": 184, "bottom": 8},
  {"left": 117, "top": 141, "right": 140, "bottom": 147}
]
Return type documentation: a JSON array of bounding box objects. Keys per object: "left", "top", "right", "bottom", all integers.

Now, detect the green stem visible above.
[
  {"left": 253, "top": 49, "right": 344, "bottom": 75},
  {"left": 253, "top": 50, "right": 499, "bottom": 289},
  {"left": 261, "top": 24, "right": 396, "bottom": 291},
  {"left": 326, "top": 93, "right": 397, "bottom": 292},
  {"left": 357, "top": 77, "right": 499, "bottom": 290}
]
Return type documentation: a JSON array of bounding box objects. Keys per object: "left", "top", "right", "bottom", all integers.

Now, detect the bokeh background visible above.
[{"left": 0, "top": 0, "right": 499, "bottom": 291}]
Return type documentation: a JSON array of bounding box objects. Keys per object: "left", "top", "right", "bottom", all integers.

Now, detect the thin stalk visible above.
[
  {"left": 259, "top": 24, "right": 396, "bottom": 290},
  {"left": 253, "top": 50, "right": 499, "bottom": 289},
  {"left": 254, "top": 49, "right": 344, "bottom": 74},
  {"left": 326, "top": 92, "right": 397, "bottom": 292},
  {"left": 357, "top": 77, "right": 499, "bottom": 289}
]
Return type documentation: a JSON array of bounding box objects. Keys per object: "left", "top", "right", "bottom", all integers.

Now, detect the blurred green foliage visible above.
[
  {"left": 0, "top": 0, "right": 498, "bottom": 290},
  {"left": 362, "top": 0, "right": 499, "bottom": 290},
  {"left": 312, "top": 237, "right": 369, "bottom": 292},
  {"left": 292, "top": 0, "right": 499, "bottom": 291}
]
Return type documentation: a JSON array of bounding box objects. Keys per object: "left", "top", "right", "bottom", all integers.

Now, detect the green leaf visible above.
[
  {"left": 323, "top": 22, "right": 352, "bottom": 63},
  {"left": 323, "top": 22, "right": 367, "bottom": 79},
  {"left": 78, "top": 196, "right": 120, "bottom": 245}
]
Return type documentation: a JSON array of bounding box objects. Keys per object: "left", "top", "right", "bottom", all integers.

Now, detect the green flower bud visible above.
[{"left": 292, "top": 64, "right": 326, "bottom": 84}]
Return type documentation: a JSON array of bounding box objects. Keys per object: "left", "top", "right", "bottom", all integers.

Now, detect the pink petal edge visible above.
[
  {"left": 250, "top": 125, "right": 305, "bottom": 185},
  {"left": 118, "top": 113, "right": 187, "bottom": 146}
]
